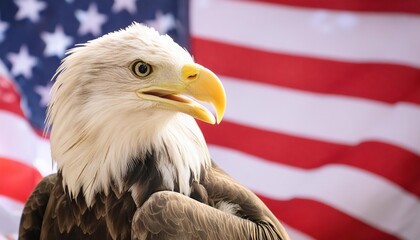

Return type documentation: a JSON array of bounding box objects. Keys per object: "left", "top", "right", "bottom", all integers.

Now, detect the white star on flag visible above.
[
  {"left": 34, "top": 84, "right": 51, "bottom": 107},
  {"left": 112, "top": 0, "right": 138, "bottom": 14},
  {"left": 0, "top": 20, "right": 9, "bottom": 43},
  {"left": 75, "top": 3, "right": 108, "bottom": 36},
  {"left": 146, "top": 11, "right": 176, "bottom": 34},
  {"left": 14, "top": 0, "right": 47, "bottom": 23},
  {"left": 7, "top": 45, "right": 38, "bottom": 79},
  {"left": 41, "top": 26, "right": 73, "bottom": 58}
]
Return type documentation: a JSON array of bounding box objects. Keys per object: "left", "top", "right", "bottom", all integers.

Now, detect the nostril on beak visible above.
[
  {"left": 187, "top": 73, "right": 198, "bottom": 81},
  {"left": 182, "top": 64, "right": 201, "bottom": 82}
]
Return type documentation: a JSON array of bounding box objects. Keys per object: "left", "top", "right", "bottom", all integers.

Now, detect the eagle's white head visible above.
[{"left": 47, "top": 23, "right": 226, "bottom": 206}]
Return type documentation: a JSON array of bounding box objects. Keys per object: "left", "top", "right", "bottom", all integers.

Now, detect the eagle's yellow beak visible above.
[{"left": 136, "top": 63, "right": 226, "bottom": 124}]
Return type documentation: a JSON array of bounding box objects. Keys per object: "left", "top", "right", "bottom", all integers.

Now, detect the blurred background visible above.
[{"left": 1, "top": 0, "right": 419, "bottom": 239}]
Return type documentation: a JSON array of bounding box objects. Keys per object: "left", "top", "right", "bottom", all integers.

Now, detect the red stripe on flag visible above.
[
  {"left": 200, "top": 121, "right": 420, "bottom": 197},
  {"left": 259, "top": 195, "right": 398, "bottom": 240},
  {"left": 248, "top": 0, "right": 420, "bottom": 14},
  {"left": 0, "top": 157, "right": 42, "bottom": 203},
  {"left": 192, "top": 38, "right": 420, "bottom": 104}
]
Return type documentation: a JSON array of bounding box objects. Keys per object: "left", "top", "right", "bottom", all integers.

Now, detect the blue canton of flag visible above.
[{"left": 0, "top": 0, "right": 189, "bottom": 130}]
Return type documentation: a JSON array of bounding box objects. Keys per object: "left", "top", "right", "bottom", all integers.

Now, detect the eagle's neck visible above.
[{"left": 53, "top": 112, "right": 211, "bottom": 207}]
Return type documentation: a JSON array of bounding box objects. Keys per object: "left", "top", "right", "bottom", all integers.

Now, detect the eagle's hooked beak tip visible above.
[{"left": 181, "top": 63, "right": 226, "bottom": 125}]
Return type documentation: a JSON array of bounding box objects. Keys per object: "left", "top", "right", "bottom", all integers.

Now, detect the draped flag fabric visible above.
[
  {"left": 192, "top": 1, "right": 420, "bottom": 239},
  {"left": 1, "top": 0, "right": 420, "bottom": 239}
]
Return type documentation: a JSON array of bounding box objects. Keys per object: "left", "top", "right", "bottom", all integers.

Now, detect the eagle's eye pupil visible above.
[
  {"left": 131, "top": 60, "right": 152, "bottom": 77},
  {"left": 139, "top": 64, "right": 148, "bottom": 74}
]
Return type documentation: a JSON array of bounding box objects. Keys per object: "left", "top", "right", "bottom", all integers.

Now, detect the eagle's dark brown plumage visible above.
[{"left": 19, "top": 23, "right": 290, "bottom": 240}]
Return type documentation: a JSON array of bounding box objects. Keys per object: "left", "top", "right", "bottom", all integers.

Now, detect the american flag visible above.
[{"left": 1, "top": 0, "right": 419, "bottom": 239}]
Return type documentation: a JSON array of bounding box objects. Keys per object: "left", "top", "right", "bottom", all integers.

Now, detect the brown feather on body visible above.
[{"left": 20, "top": 157, "right": 289, "bottom": 240}]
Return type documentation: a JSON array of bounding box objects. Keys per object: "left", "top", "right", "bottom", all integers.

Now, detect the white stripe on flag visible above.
[
  {"left": 0, "top": 111, "right": 52, "bottom": 176},
  {"left": 0, "top": 196, "right": 23, "bottom": 234},
  {"left": 191, "top": 0, "right": 420, "bottom": 68},
  {"left": 209, "top": 145, "right": 420, "bottom": 240},
  {"left": 221, "top": 76, "right": 420, "bottom": 155}
]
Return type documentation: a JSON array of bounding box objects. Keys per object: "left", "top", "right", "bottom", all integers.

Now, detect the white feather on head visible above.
[{"left": 47, "top": 23, "right": 211, "bottom": 206}]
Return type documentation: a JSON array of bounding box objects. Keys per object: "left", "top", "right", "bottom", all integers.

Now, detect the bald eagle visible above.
[{"left": 19, "top": 23, "right": 290, "bottom": 240}]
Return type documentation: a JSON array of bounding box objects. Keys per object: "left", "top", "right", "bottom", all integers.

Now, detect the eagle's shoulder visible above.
[{"left": 19, "top": 174, "right": 57, "bottom": 240}]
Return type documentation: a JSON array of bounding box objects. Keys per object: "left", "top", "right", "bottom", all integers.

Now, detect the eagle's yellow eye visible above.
[{"left": 130, "top": 60, "right": 152, "bottom": 77}]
